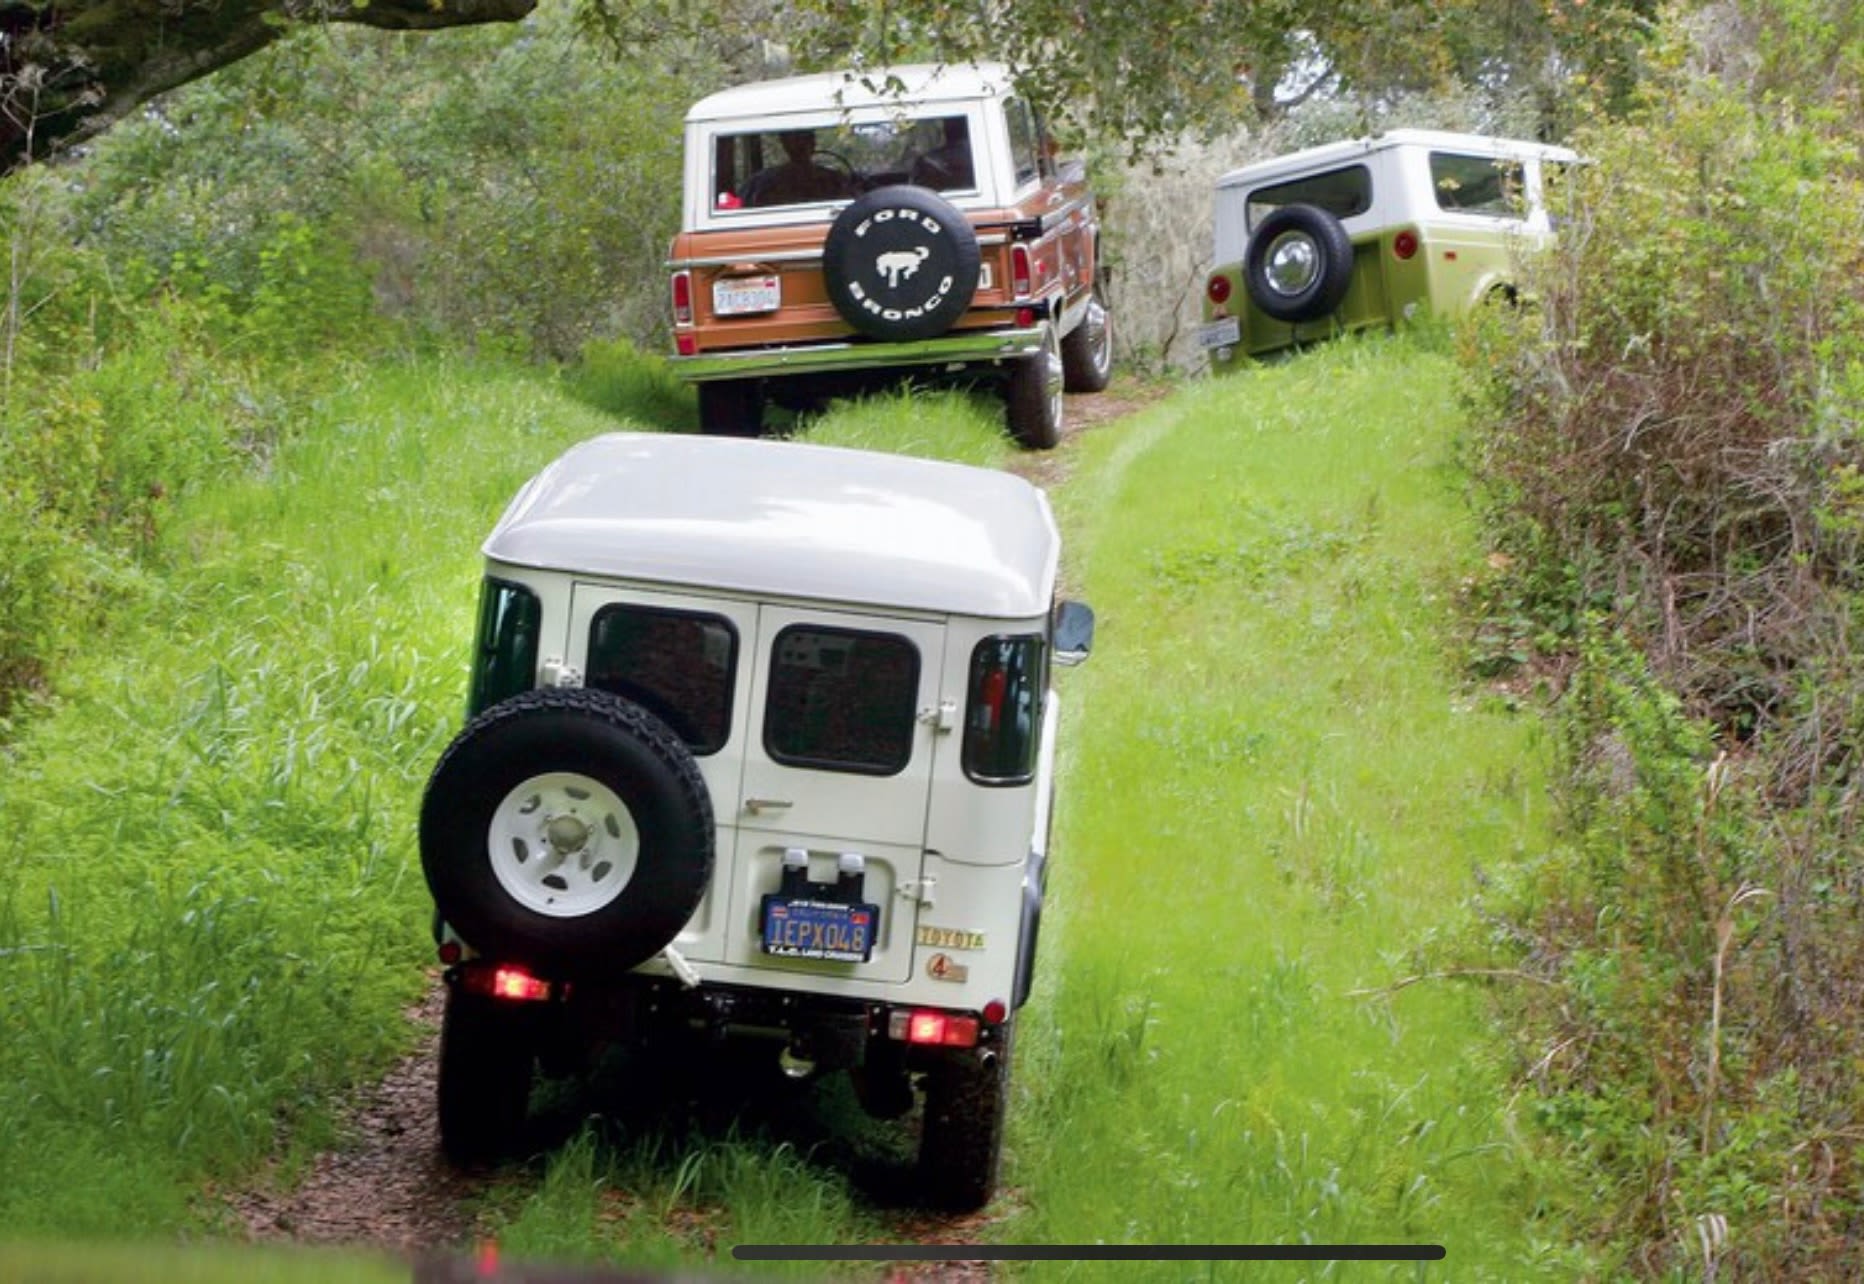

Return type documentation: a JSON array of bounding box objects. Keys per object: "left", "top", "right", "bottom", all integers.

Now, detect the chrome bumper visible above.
[{"left": 672, "top": 326, "right": 1047, "bottom": 383}]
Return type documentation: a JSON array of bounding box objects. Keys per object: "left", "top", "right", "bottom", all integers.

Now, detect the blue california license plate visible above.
[{"left": 761, "top": 896, "right": 878, "bottom": 963}]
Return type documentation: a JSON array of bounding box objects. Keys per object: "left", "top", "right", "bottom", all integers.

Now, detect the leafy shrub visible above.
[{"left": 1465, "top": 1, "right": 1864, "bottom": 1274}]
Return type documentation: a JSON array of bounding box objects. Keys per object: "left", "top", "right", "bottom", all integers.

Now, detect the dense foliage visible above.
[
  {"left": 1465, "top": 0, "right": 1864, "bottom": 1273},
  {"left": 0, "top": 14, "right": 710, "bottom": 722}
]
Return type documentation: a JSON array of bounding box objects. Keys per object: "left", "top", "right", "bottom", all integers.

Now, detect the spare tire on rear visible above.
[
  {"left": 420, "top": 687, "right": 714, "bottom": 979},
  {"left": 822, "top": 185, "right": 980, "bottom": 342},
  {"left": 1243, "top": 203, "right": 1355, "bottom": 323}
]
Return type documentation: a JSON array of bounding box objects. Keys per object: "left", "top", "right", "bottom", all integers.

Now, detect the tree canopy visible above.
[{"left": 0, "top": 0, "right": 1655, "bottom": 173}]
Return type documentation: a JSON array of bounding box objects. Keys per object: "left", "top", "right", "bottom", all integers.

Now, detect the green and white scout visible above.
[{"left": 1199, "top": 129, "right": 1578, "bottom": 365}]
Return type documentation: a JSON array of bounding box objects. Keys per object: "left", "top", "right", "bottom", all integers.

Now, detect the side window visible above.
[
  {"left": 1429, "top": 152, "right": 1525, "bottom": 217},
  {"left": 587, "top": 605, "right": 737, "bottom": 755},
  {"left": 468, "top": 579, "right": 541, "bottom": 717},
  {"left": 964, "top": 636, "right": 1046, "bottom": 785},
  {"left": 1004, "top": 97, "right": 1040, "bottom": 190},
  {"left": 765, "top": 626, "right": 919, "bottom": 776},
  {"left": 1246, "top": 164, "right": 1373, "bottom": 230}
]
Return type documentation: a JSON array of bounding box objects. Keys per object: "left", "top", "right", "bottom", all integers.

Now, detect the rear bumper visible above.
[{"left": 672, "top": 325, "right": 1047, "bottom": 383}]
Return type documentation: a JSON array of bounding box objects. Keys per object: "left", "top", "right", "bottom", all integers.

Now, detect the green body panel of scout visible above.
[{"left": 1199, "top": 129, "right": 1578, "bottom": 367}]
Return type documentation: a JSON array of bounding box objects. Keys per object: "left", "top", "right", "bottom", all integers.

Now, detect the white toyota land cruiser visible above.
[{"left": 418, "top": 432, "right": 1093, "bottom": 1209}]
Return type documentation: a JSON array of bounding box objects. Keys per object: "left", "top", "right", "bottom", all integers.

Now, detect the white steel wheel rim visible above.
[{"left": 488, "top": 772, "right": 640, "bottom": 918}]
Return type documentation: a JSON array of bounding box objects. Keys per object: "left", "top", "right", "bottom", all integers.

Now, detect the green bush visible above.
[{"left": 1464, "top": 1, "right": 1864, "bottom": 1274}]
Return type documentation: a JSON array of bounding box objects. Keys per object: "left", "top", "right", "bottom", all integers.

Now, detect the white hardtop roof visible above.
[
  {"left": 685, "top": 62, "right": 1012, "bottom": 125},
  {"left": 484, "top": 433, "right": 1059, "bottom": 619},
  {"left": 1216, "top": 128, "right": 1579, "bottom": 192}
]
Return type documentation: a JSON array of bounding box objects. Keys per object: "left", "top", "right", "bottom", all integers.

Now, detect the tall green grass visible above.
[
  {"left": 0, "top": 337, "right": 1581, "bottom": 1276},
  {"left": 1005, "top": 337, "right": 1580, "bottom": 1277},
  {"left": 0, "top": 357, "right": 622, "bottom": 1238}
]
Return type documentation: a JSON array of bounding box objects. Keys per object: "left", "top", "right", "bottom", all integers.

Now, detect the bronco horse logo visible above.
[{"left": 874, "top": 246, "right": 931, "bottom": 289}]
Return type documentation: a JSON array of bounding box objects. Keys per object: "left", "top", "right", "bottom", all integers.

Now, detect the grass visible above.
[
  {"left": 0, "top": 356, "right": 621, "bottom": 1239},
  {"left": 1002, "top": 336, "right": 1577, "bottom": 1277},
  {"left": 0, "top": 335, "right": 1581, "bottom": 1276}
]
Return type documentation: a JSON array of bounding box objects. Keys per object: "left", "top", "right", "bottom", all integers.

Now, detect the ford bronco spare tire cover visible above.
[
  {"left": 421, "top": 687, "right": 714, "bottom": 978},
  {"left": 823, "top": 186, "right": 981, "bottom": 342},
  {"left": 1243, "top": 203, "right": 1355, "bottom": 323}
]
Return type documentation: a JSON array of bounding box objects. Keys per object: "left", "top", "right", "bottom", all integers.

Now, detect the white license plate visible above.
[
  {"left": 1199, "top": 316, "right": 1241, "bottom": 349},
  {"left": 714, "top": 275, "right": 780, "bottom": 316}
]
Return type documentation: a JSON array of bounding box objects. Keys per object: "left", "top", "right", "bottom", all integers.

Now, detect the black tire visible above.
[
  {"left": 1005, "top": 322, "right": 1062, "bottom": 450},
  {"left": 1060, "top": 279, "right": 1113, "bottom": 393},
  {"left": 822, "top": 186, "right": 980, "bottom": 342},
  {"left": 1243, "top": 203, "right": 1354, "bottom": 323},
  {"left": 420, "top": 688, "right": 714, "bottom": 979},
  {"left": 437, "top": 984, "right": 535, "bottom": 1164},
  {"left": 918, "top": 1020, "right": 1014, "bottom": 1211},
  {"left": 696, "top": 379, "right": 764, "bottom": 437}
]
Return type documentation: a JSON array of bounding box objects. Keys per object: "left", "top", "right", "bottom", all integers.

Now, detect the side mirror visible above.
[{"left": 1052, "top": 600, "right": 1095, "bottom": 667}]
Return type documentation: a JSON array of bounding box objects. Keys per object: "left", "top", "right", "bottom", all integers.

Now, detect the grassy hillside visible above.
[{"left": 0, "top": 339, "right": 1578, "bottom": 1276}]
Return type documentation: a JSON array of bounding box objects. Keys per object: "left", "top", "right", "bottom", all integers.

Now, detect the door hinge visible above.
[
  {"left": 896, "top": 876, "right": 937, "bottom": 907},
  {"left": 540, "top": 658, "right": 583, "bottom": 688},
  {"left": 917, "top": 699, "right": 958, "bottom": 733}
]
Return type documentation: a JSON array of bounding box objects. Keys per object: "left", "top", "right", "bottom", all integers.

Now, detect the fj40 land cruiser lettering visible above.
[
  {"left": 1199, "top": 129, "right": 1578, "bottom": 365},
  {"left": 418, "top": 432, "right": 1094, "bottom": 1210},
  {"left": 667, "top": 62, "right": 1114, "bottom": 449}
]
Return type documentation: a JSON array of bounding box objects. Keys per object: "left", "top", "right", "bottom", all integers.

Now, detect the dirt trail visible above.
[{"left": 229, "top": 383, "right": 1169, "bottom": 1265}]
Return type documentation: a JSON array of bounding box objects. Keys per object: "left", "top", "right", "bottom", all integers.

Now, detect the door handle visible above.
[{"left": 745, "top": 798, "right": 793, "bottom": 815}]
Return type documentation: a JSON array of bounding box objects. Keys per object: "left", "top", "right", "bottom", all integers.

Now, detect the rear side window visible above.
[
  {"left": 765, "top": 626, "right": 919, "bottom": 775},
  {"left": 1004, "top": 97, "right": 1041, "bottom": 189},
  {"left": 964, "top": 636, "right": 1046, "bottom": 785},
  {"left": 468, "top": 578, "right": 540, "bottom": 717},
  {"left": 1429, "top": 152, "right": 1526, "bottom": 217},
  {"left": 1247, "top": 164, "right": 1373, "bottom": 230},
  {"left": 587, "top": 605, "right": 737, "bottom": 755}
]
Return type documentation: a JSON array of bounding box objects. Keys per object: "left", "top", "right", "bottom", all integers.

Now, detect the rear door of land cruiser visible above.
[{"left": 566, "top": 584, "right": 945, "bottom": 984}]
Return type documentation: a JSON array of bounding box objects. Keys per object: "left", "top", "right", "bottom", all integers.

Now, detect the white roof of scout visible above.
[
  {"left": 1215, "top": 128, "right": 1579, "bottom": 193},
  {"left": 684, "top": 62, "right": 1011, "bottom": 124},
  {"left": 484, "top": 433, "right": 1060, "bottom": 619}
]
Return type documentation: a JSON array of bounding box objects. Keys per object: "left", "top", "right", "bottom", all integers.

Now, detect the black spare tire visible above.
[
  {"left": 1243, "top": 203, "right": 1355, "bottom": 323},
  {"left": 420, "top": 687, "right": 714, "bottom": 978},
  {"left": 823, "top": 185, "right": 980, "bottom": 342}
]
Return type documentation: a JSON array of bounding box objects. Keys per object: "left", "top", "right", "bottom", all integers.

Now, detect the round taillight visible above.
[
  {"left": 983, "top": 999, "right": 1008, "bottom": 1026},
  {"left": 438, "top": 940, "right": 463, "bottom": 966},
  {"left": 1393, "top": 231, "right": 1419, "bottom": 261},
  {"left": 1206, "top": 274, "right": 1233, "bottom": 305}
]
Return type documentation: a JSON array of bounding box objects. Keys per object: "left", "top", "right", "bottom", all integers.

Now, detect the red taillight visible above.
[
  {"left": 437, "top": 940, "right": 463, "bottom": 966},
  {"left": 1207, "top": 274, "right": 1232, "bottom": 305},
  {"left": 676, "top": 333, "right": 697, "bottom": 357},
  {"left": 460, "top": 963, "right": 554, "bottom": 1002},
  {"left": 1010, "top": 245, "right": 1033, "bottom": 299},
  {"left": 1392, "top": 230, "right": 1419, "bottom": 261},
  {"left": 492, "top": 967, "right": 552, "bottom": 1002},
  {"left": 982, "top": 999, "right": 1008, "bottom": 1026},
  {"left": 671, "top": 270, "right": 693, "bottom": 326},
  {"left": 890, "top": 1009, "right": 981, "bottom": 1047}
]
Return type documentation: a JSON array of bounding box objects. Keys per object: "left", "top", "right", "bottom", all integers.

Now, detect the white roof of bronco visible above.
[
  {"left": 484, "top": 434, "right": 1060, "bottom": 619},
  {"left": 683, "top": 62, "right": 1011, "bottom": 124}
]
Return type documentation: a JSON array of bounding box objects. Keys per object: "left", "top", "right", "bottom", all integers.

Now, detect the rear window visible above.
[
  {"left": 964, "top": 636, "right": 1046, "bottom": 784},
  {"left": 764, "top": 626, "right": 919, "bottom": 775},
  {"left": 1429, "top": 152, "right": 1526, "bottom": 217},
  {"left": 1247, "top": 164, "right": 1372, "bottom": 231},
  {"left": 586, "top": 605, "right": 737, "bottom": 755},
  {"left": 709, "top": 116, "right": 975, "bottom": 211}
]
